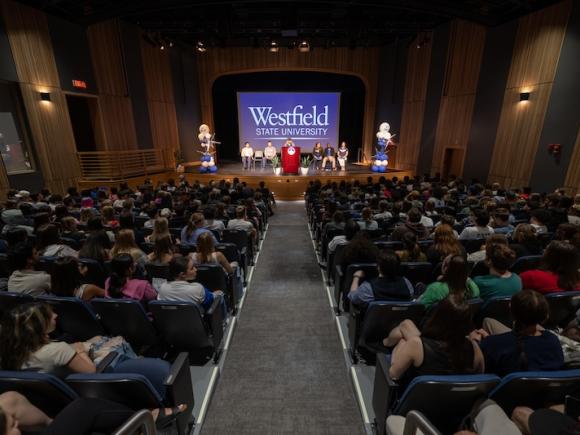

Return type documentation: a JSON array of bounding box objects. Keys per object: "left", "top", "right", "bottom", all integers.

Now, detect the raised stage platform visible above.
[{"left": 78, "top": 160, "right": 412, "bottom": 200}]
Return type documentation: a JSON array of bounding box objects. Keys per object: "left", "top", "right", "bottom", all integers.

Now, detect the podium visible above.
[{"left": 281, "top": 146, "right": 300, "bottom": 174}]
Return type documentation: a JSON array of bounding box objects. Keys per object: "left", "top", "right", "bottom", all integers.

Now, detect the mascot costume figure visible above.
[
  {"left": 371, "top": 122, "right": 396, "bottom": 173},
  {"left": 198, "top": 124, "right": 219, "bottom": 173}
]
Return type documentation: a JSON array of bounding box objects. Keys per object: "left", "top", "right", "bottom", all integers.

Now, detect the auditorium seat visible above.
[
  {"left": 489, "top": 369, "right": 580, "bottom": 415},
  {"left": 195, "top": 263, "right": 235, "bottom": 314},
  {"left": 145, "top": 262, "right": 171, "bottom": 281},
  {"left": 545, "top": 291, "right": 580, "bottom": 328},
  {"left": 38, "top": 295, "right": 105, "bottom": 341},
  {"left": 149, "top": 296, "right": 224, "bottom": 365},
  {"left": 400, "top": 262, "right": 432, "bottom": 287},
  {"left": 222, "top": 229, "right": 252, "bottom": 266},
  {"left": 0, "top": 291, "right": 34, "bottom": 321},
  {"left": 476, "top": 296, "right": 513, "bottom": 328},
  {"left": 334, "top": 263, "right": 378, "bottom": 314},
  {"left": 510, "top": 255, "right": 543, "bottom": 275},
  {"left": 372, "top": 353, "right": 500, "bottom": 435}
]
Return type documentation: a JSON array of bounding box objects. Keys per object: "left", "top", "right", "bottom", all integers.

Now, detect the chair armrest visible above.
[
  {"left": 162, "top": 351, "right": 194, "bottom": 434},
  {"left": 206, "top": 293, "right": 223, "bottom": 316},
  {"left": 163, "top": 352, "right": 189, "bottom": 387},
  {"left": 96, "top": 352, "right": 118, "bottom": 373}
]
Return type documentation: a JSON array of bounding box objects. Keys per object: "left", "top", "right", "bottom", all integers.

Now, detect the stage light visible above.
[
  {"left": 169, "top": 41, "right": 174, "bottom": 48},
  {"left": 298, "top": 40, "right": 310, "bottom": 52},
  {"left": 196, "top": 41, "right": 206, "bottom": 53},
  {"left": 519, "top": 92, "right": 530, "bottom": 101},
  {"left": 269, "top": 41, "right": 279, "bottom": 53},
  {"left": 40, "top": 92, "right": 51, "bottom": 102},
  {"left": 160, "top": 43, "right": 165, "bottom": 50}
]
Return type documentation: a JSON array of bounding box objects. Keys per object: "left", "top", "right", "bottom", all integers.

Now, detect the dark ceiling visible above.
[{"left": 20, "top": 0, "right": 560, "bottom": 49}]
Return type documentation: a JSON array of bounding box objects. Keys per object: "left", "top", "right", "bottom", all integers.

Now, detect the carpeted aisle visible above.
[{"left": 201, "top": 201, "right": 364, "bottom": 435}]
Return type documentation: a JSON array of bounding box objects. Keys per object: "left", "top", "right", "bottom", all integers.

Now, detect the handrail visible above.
[
  {"left": 77, "top": 148, "right": 175, "bottom": 181},
  {"left": 112, "top": 409, "right": 157, "bottom": 435}
]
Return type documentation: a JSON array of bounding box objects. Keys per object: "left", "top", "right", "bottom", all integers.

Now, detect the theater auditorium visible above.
[{"left": 0, "top": 0, "right": 578, "bottom": 434}]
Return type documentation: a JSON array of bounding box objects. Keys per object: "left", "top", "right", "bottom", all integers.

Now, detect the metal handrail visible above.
[
  {"left": 402, "top": 410, "right": 442, "bottom": 435},
  {"left": 112, "top": 409, "right": 157, "bottom": 435}
]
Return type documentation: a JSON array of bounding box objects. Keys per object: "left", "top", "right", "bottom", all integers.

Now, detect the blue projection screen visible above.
[{"left": 237, "top": 92, "right": 340, "bottom": 151}]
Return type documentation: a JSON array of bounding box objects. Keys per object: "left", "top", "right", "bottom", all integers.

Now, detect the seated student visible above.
[
  {"left": 475, "top": 290, "right": 564, "bottom": 377},
  {"left": 328, "top": 219, "right": 360, "bottom": 255},
  {"left": 36, "top": 224, "right": 78, "bottom": 258},
  {"left": 419, "top": 254, "right": 479, "bottom": 308},
  {"left": 530, "top": 209, "right": 549, "bottom": 235},
  {"left": 383, "top": 296, "right": 484, "bottom": 386},
  {"left": 348, "top": 249, "right": 414, "bottom": 308},
  {"left": 181, "top": 213, "right": 216, "bottom": 246},
  {"left": 203, "top": 207, "right": 225, "bottom": 238},
  {"left": 474, "top": 244, "right": 522, "bottom": 300},
  {"left": 390, "top": 207, "right": 429, "bottom": 241},
  {"left": 468, "top": 233, "right": 509, "bottom": 264},
  {"left": 240, "top": 142, "right": 254, "bottom": 170},
  {"left": 492, "top": 208, "right": 514, "bottom": 235},
  {"left": 426, "top": 224, "right": 465, "bottom": 265},
  {"left": 7, "top": 241, "right": 50, "bottom": 296},
  {"left": 357, "top": 207, "right": 378, "bottom": 231},
  {"left": 158, "top": 256, "right": 220, "bottom": 311},
  {"left": 226, "top": 205, "right": 257, "bottom": 243},
  {"left": 111, "top": 229, "right": 148, "bottom": 266},
  {"left": 395, "top": 232, "right": 427, "bottom": 263},
  {"left": 105, "top": 254, "right": 157, "bottom": 304},
  {"left": 60, "top": 216, "right": 85, "bottom": 244},
  {"left": 50, "top": 256, "right": 105, "bottom": 301},
  {"left": 459, "top": 209, "right": 494, "bottom": 240},
  {"left": 510, "top": 223, "right": 543, "bottom": 258},
  {"left": 520, "top": 240, "right": 580, "bottom": 294},
  {"left": 190, "top": 232, "right": 236, "bottom": 274},
  {"left": 373, "top": 200, "right": 393, "bottom": 220},
  {"left": 147, "top": 236, "right": 175, "bottom": 265},
  {"left": 78, "top": 230, "right": 111, "bottom": 265},
  {"left": 262, "top": 141, "right": 277, "bottom": 168}
]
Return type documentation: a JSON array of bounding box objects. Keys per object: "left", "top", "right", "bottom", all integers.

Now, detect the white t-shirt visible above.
[
  {"left": 264, "top": 146, "right": 277, "bottom": 159},
  {"left": 421, "top": 216, "right": 434, "bottom": 228},
  {"left": 158, "top": 281, "right": 207, "bottom": 305},
  {"left": 7, "top": 270, "right": 51, "bottom": 296},
  {"left": 458, "top": 225, "right": 494, "bottom": 240},
  {"left": 241, "top": 147, "right": 254, "bottom": 157},
  {"left": 22, "top": 341, "right": 76, "bottom": 374},
  {"left": 227, "top": 219, "right": 253, "bottom": 232}
]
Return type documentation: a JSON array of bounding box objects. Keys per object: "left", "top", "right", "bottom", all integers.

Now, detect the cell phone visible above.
[{"left": 565, "top": 395, "right": 580, "bottom": 420}]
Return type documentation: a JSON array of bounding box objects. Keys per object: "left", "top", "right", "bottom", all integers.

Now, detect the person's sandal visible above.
[{"left": 155, "top": 404, "right": 187, "bottom": 430}]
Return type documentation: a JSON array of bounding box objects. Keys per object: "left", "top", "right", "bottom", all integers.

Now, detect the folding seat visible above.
[
  {"left": 511, "top": 255, "right": 543, "bottom": 275},
  {"left": 60, "top": 236, "right": 82, "bottom": 251},
  {"left": 196, "top": 263, "right": 236, "bottom": 314},
  {"left": 334, "top": 263, "right": 378, "bottom": 314},
  {"left": 91, "top": 298, "right": 161, "bottom": 354},
  {"left": 38, "top": 295, "right": 105, "bottom": 341},
  {"left": 145, "top": 262, "right": 171, "bottom": 281},
  {"left": 0, "top": 291, "right": 34, "bottom": 320},
  {"left": 0, "top": 371, "right": 78, "bottom": 417},
  {"left": 169, "top": 227, "right": 182, "bottom": 240},
  {"left": 476, "top": 296, "right": 513, "bottom": 328},
  {"left": 372, "top": 353, "right": 500, "bottom": 435},
  {"left": 66, "top": 352, "right": 194, "bottom": 435},
  {"left": 545, "top": 291, "right": 580, "bottom": 328},
  {"left": 400, "top": 262, "right": 432, "bottom": 287},
  {"left": 461, "top": 238, "right": 485, "bottom": 254},
  {"left": 79, "top": 257, "right": 107, "bottom": 287},
  {"left": 538, "top": 232, "right": 554, "bottom": 248},
  {"left": 216, "top": 242, "right": 247, "bottom": 285},
  {"left": 37, "top": 255, "right": 59, "bottom": 273},
  {"left": 149, "top": 296, "right": 224, "bottom": 365},
  {"left": 350, "top": 301, "right": 425, "bottom": 364},
  {"left": 320, "top": 227, "right": 344, "bottom": 261},
  {"left": 418, "top": 239, "right": 433, "bottom": 251},
  {"left": 222, "top": 228, "right": 252, "bottom": 266},
  {"left": 374, "top": 240, "right": 404, "bottom": 251},
  {"left": 489, "top": 369, "right": 580, "bottom": 415},
  {"left": 177, "top": 243, "right": 197, "bottom": 256}
]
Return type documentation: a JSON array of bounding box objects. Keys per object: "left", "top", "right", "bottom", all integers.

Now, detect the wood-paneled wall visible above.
[
  {"left": 87, "top": 19, "right": 138, "bottom": 150},
  {"left": 488, "top": 0, "right": 572, "bottom": 187},
  {"left": 196, "top": 47, "right": 380, "bottom": 161},
  {"left": 564, "top": 128, "right": 580, "bottom": 194},
  {"left": 430, "top": 20, "right": 486, "bottom": 175},
  {"left": 396, "top": 33, "right": 433, "bottom": 172},
  {"left": 1, "top": 0, "right": 80, "bottom": 192},
  {"left": 141, "top": 40, "right": 179, "bottom": 159}
]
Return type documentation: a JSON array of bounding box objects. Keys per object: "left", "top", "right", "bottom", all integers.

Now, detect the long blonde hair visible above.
[
  {"left": 111, "top": 229, "right": 139, "bottom": 257},
  {"left": 150, "top": 217, "right": 170, "bottom": 242},
  {"left": 196, "top": 232, "right": 215, "bottom": 264}
]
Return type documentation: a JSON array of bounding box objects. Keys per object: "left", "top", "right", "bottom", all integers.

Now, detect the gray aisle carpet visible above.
[{"left": 201, "top": 201, "right": 365, "bottom": 435}]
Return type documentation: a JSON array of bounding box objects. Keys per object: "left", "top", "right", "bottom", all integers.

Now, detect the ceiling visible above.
[{"left": 20, "top": 0, "right": 560, "bottom": 49}]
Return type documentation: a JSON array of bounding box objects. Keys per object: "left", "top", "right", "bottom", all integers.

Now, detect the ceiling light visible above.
[
  {"left": 196, "top": 41, "right": 206, "bottom": 53},
  {"left": 298, "top": 40, "right": 310, "bottom": 53}
]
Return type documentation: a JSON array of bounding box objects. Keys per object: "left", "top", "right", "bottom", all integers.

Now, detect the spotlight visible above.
[
  {"left": 269, "top": 40, "right": 279, "bottom": 53},
  {"left": 519, "top": 92, "right": 530, "bottom": 101},
  {"left": 160, "top": 43, "right": 165, "bottom": 50},
  {"left": 169, "top": 41, "right": 174, "bottom": 48},
  {"left": 298, "top": 40, "right": 310, "bottom": 53},
  {"left": 196, "top": 41, "right": 206, "bottom": 53},
  {"left": 40, "top": 92, "right": 51, "bottom": 102}
]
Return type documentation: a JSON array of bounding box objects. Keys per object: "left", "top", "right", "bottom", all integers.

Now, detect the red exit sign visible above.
[{"left": 72, "top": 80, "right": 87, "bottom": 89}]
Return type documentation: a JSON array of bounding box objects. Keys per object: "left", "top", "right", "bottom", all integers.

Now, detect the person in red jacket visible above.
[{"left": 520, "top": 240, "right": 580, "bottom": 294}]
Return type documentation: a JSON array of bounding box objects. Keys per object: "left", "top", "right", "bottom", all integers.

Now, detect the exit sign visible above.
[{"left": 72, "top": 80, "right": 87, "bottom": 89}]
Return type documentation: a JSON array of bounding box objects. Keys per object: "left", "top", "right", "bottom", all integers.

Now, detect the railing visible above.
[
  {"left": 77, "top": 148, "right": 175, "bottom": 181},
  {"left": 112, "top": 409, "right": 157, "bottom": 435}
]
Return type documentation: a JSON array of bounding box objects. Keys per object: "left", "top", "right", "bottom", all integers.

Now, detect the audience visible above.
[
  {"left": 459, "top": 209, "right": 494, "bottom": 240},
  {"left": 390, "top": 207, "right": 429, "bottom": 241},
  {"left": 395, "top": 232, "right": 427, "bottom": 262},
  {"left": 191, "top": 232, "right": 235, "bottom": 274},
  {"left": 510, "top": 223, "right": 543, "bottom": 258},
  {"left": 181, "top": 212, "right": 217, "bottom": 245},
  {"left": 147, "top": 236, "right": 175, "bottom": 264},
  {"left": 426, "top": 224, "right": 465, "bottom": 265},
  {"left": 49, "top": 256, "right": 105, "bottom": 300},
  {"left": 7, "top": 241, "right": 50, "bottom": 296},
  {"left": 36, "top": 223, "right": 78, "bottom": 258},
  {"left": 110, "top": 229, "right": 148, "bottom": 265},
  {"left": 106, "top": 254, "right": 157, "bottom": 303}
]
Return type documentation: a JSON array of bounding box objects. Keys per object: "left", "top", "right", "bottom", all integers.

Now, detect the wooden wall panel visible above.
[
  {"left": 488, "top": 0, "right": 571, "bottom": 187},
  {"left": 431, "top": 20, "right": 486, "bottom": 175},
  {"left": 196, "top": 47, "right": 380, "bottom": 161},
  {"left": 148, "top": 102, "right": 179, "bottom": 151},
  {"left": 1, "top": 0, "right": 59, "bottom": 87},
  {"left": 396, "top": 34, "right": 432, "bottom": 171},
  {"left": 87, "top": 20, "right": 138, "bottom": 150},
  {"left": 563, "top": 128, "right": 580, "bottom": 194}
]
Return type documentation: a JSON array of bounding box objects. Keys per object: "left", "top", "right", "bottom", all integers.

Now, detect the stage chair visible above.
[
  {"left": 253, "top": 150, "right": 264, "bottom": 169},
  {"left": 372, "top": 353, "right": 500, "bottom": 435}
]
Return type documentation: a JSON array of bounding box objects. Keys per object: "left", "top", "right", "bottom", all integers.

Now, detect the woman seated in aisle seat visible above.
[
  {"left": 49, "top": 256, "right": 105, "bottom": 301},
  {"left": 190, "top": 232, "right": 236, "bottom": 274},
  {"left": 473, "top": 244, "right": 522, "bottom": 301},
  {"left": 382, "top": 295, "right": 484, "bottom": 387},
  {"left": 106, "top": 254, "right": 157, "bottom": 304},
  {"left": 419, "top": 254, "right": 479, "bottom": 308},
  {"left": 520, "top": 240, "right": 580, "bottom": 294}
]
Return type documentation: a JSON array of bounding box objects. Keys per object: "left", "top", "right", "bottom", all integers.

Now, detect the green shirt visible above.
[
  {"left": 473, "top": 273, "right": 522, "bottom": 301},
  {"left": 420, "top": 278, "right": 480, "bottom": 308}
]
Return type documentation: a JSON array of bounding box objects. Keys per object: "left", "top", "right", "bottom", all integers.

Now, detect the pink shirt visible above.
[{"left": 105, "top": 278, "right": 157, "bottom": 303}]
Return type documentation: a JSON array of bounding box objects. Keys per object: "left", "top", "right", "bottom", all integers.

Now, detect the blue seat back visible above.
[
  {"left": 511, "top": 255, "right": 543, "bottom": 275},
  {"left": 0, "top": 370, "right": 78, "bottom": 417},
  {"left": 0, "top": 292, "right": 34, "bottom": 320},
  {"left": 374, "top": 240, "right": 404, "bottom": 251},
  {"left": 477, "top": 296, "right": 513, "bottom": 328},
  {"left": 78, "top": 257, "right": 107, "bottom": 287},
  {"left": 489, "top": 370, "right": 580, "bottom": 414},
  {"left": 395, "top": 374, "right": 500, "bottom": 434},
  {"left": 545, "top": 291, "right": 580, "bottom": 328},
  {"left": 196, "top": 264, "right": 227, "bottom": 291},
  {"left": 400, "top": 262, "right": 433, "bottom": 286},
  {"left": 216, "top": 242, "right": 241, "bottom": 263},
  {"left": 145, "top": 262, "right": 171, "bottom": 281},
  {"left": 39, "top": 295, "right": 105, "bottom": 341}
]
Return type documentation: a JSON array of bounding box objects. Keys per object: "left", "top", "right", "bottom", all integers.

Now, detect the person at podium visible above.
[
  {"left": 241, "top": 142, "right": 254, "bottom": 170},
  {"left": 263, "top": 141, "right": 277, "bottom": 168},
  {"left": 283, "top": 138, "right": 295, "bottom": 148},
  {"left": 322, "top": 143, "right": 336, "bottom": 171},
  {"left": 312, "top": 142, "right": 323, "bottom": 171}
]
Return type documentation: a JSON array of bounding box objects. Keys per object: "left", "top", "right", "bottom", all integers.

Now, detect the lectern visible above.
[{"left": 281, "top": 146, "right": 300, "bottom": 174}]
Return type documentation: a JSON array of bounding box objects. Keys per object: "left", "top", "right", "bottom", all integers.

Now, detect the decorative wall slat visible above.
[
  {"left": 563, "top": 128, "right": 580, "bottom": 194},
  {"left": 431, "top": 20, "right": 486, "bottom": 175},
  {"left": 97, "top": 95, "right": 138, "bottom": 150},
  {"left": 196, "top": 47, "right": 380, "bottom": 161},
  {"left": 396, "top": 34, "right": 432, "bottom": 171}
]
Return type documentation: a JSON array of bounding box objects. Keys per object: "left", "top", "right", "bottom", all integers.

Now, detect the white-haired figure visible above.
[
  {"left": 198, "top": 124, "right": 217, "bottom": 173},
  {"left": 372, "top": 122, "right": 395, "bottom": 173}
]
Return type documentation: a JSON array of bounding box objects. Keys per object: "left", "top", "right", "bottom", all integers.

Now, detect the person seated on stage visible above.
[
  {"left": 337, "top": 141, "right": 349, "bottom": 171},
  {"left": 262, "top": 141, "right": 277, "bottom": 168},
  {"left": 312, "top": 142, "right": 323, "bottom": 170},
  {"left": 240, "top": 142, "right": 254, "bottom": 170},
  {"left": 321, "top": 143, "right": 336, "bottom": 171}
]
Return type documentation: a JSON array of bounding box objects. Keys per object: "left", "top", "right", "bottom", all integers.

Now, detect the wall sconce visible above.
[
  {"left": 519, "top": 92, "right": 530, "bottom": 101},
  {"left": 40, "top": 92, "right": 51, "bottom": 102}
]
